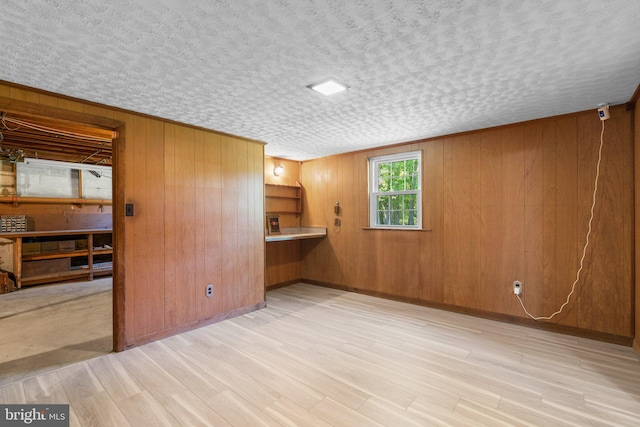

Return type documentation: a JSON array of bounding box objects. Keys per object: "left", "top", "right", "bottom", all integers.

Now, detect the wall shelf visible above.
[
  {"left": 23, "top": 250, "right": 92, "bottom": 261},
  {"left": 0, "top": 229, "right": 112, "bottom": 288},
  {"left": 0, "top": 196, "right": 112, "bottom": 206},
  {"left": 265, "top": 183, "right": 301, "bottom": 215}
]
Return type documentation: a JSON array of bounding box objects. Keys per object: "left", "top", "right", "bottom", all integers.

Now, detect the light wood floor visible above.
[
  {"left": 1, "top": 283, "right": 640, "bottom": 426},
  {"left": 0, "top": 278, "right": 112, "bottom": 386}
]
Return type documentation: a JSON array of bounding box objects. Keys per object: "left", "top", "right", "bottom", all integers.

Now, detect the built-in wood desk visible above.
[{"left": 265, "top": 227, "right": 327, "bottom": 242}]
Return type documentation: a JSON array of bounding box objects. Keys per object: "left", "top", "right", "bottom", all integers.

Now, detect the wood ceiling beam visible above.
[
  {"left": 0, "top": 96, "right": 122, "bottom": 131},
  {"left": 0, "top": 98, "right": 117, "bottom": 166}
]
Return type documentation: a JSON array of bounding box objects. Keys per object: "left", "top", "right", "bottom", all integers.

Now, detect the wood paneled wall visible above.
[
  {"left": 122, "top": 118, "right": 265, "bottom": 346},
  {"left": 265, "top": 240, "right": 301, "bottom": 288},
  {"left": 265, "top": 157, "right": 302, "bottom": 288},
  {"left": 301, "top": 106, "right": 634, "bottom": 339},
  {"left": 0, "top": 82, "right": 266, "bottom": 349},
  {"left": 634, "top": 99, "right": 640, "bottom": 354}
]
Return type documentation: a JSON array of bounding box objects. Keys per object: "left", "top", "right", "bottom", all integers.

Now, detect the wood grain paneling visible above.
[
  {"left": 132, "top": 115, "right": 166, "bottom": 338},
  {"left": 264, "top": 157, "right": 300, "bottom": 187},
  {"left": 575, "top": 113, "right": 596, "bottom": 329},
  {"left": 522, "top": 122, "right": 545, "bottom": 320},
  {"left": 236, "top": 138, "right": 251, "bottom": 308},
  {"left": 0, "top": 81, "right": 266, "bottom": 350},
  {"left": 554, "top": 117, "right": 578, "bottom": 326},
  {"left": 251, "top": 143, "right": 265, "bottom": 301},
  {"left": 130, "top": 120, "right": 265, "bottom": 347},
  {"left": 420, "top": 140, "right": 444, "bottom": 302},
  {"left": 301, "top": 106, "right": 634, "bottom": 339},
  {"left": 500, "top": 126, "right": 525, "bottom": 315},
  {"left": 162, "top": 123, "right": 178, "bottom": 329},
  {"left": 634, "top": 94, "right": 640, "bottom": 355},
  {"left": 199, "top": 131, "right": 224, "bottom": 320},
  {"left": 266, "top": 240, "right": 301, "bottom": 288},
  {"left": 221, "top": 136, "right": 239, "bottom": 313},
  {"left": 174, "top": 125, "right": 198, "bottom": 326}
]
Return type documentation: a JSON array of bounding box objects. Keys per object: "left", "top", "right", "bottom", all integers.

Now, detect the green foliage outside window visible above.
[{"left": 375, "top": 158, "right": 419, "bottom": 226}]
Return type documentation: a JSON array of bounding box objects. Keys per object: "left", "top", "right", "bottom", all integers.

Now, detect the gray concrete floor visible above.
[{"left": 0, "top": 278, "right": 112, "bottom": 386}]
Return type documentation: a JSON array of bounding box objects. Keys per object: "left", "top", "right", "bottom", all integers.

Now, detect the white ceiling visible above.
[{"left": 1, "top": 1, "right": 639, "bottom": 161}]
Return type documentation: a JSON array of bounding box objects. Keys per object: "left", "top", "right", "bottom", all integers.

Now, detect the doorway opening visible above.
[{"left": 0, "top": 100, "right": 123, "bottom": 385}]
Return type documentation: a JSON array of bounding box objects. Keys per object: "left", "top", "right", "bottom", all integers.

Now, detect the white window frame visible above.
[{"left": 369, "top": 150, "right": 422, "bottom": 229}]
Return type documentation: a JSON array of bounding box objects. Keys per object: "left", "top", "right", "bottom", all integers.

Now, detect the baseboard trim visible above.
[
  {"left": 122, "top": 301, "right": 267, "bottom": 350},
  {"left": 301, "top": 279, "right": 633, "bottom": 347},
  {"left": 266, "top": 279, "right": 301, "bottom": 291},
  {"left": 633, "top": 339, "right": 640, "bottom": 357}
]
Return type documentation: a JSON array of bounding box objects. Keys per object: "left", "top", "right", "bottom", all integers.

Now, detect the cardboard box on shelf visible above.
[
  {"left": 40, "top": 241, "right": 59, "bottom": 254},
  {"left": 58, "top": 240, "right": 76, "bottom": 252},
  {"left": 22, "top": 258, "right": 71, "bottom": 277},
  {"left": 22, "top": 242, "right": 41, "bottom": 255},
  {"left": 75, "top": 239, "right": 88, "bottom": 250}
]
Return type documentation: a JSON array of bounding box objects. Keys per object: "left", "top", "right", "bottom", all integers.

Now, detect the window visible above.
[
  {"left": 15, "top": 161, "right": 112, "bottom": 200},
  {"left": 369, "top": 151, "right": 422, "bottom": 229}
]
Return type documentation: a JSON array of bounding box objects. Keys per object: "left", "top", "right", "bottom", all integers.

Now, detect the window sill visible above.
[{"left": 361, "top": 227, "right": 432, "bottom": 232}]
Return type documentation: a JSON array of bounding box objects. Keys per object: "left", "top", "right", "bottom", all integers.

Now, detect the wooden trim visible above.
[
  {"left": 0, "top": 80, "right": 266, "bottom": 146},
  {"left": 302, "top": 279, "right": 634, "bottom": 347},
  {"left": 112, "top": 124, "right": 126, "bottom": 352},
  {"left": 0, "top": 95, "right": 122, "bottom": 130},
  {"left": 0, "top": 228, "right": 111, "bottom": 238},
  {"left": 266, "top": 279, "right": 301, "bottom": 291},
  {"left": 264, "top": 182, "right": 301, "bottom": 188},
  {"left": 361, "top": 227, "right": 432, "bottom": 231},
  {"left": 21, "top": 270, "right": 92, "bottom": 283},
  {"left": 0, "top": 196, "right": 112, "bottom": 206},
  {"left": 23, "top": 251, "right": 102, "bottom": 261},
  {"left": 123, "top": 301, "right": 267, "bottom": 349},
  {"left": 626, "top": 83, "right": 640, "bottom": 110},
  {"left": 634, "top": 339, "right": 640, "bottom": 356}
]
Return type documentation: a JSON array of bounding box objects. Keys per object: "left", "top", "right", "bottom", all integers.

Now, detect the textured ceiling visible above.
[{"left": 1, "top": 0, "right": 639, "bottom": 160}]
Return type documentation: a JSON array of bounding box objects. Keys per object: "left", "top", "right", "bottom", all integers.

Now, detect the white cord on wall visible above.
[{"left": 516, "top": 118, "right": 606, "bottom": 321}]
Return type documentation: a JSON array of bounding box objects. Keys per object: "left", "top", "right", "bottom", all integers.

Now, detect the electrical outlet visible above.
[
  {"left": 513, "top": 280, "right": 522, "bottom": 296},
  {"left": 206, "top": 284, "right": 214, "bottom": 298},
  {"left": 597, "top": 104, "right": 610, "bottom": 121}
]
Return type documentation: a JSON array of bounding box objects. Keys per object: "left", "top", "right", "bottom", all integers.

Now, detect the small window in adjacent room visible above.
[{"left": 369, "top": 151, "right": 422, "bottom": 229}]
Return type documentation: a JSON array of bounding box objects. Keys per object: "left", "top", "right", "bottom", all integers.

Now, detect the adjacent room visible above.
[
  {"left": 0, "top": 113, "right": 114, "bottom": 385},
  {"left": 1, "top": 1, "right": 640, "bottom": 425}
]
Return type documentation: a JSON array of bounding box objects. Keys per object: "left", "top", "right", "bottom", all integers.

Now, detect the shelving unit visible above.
[
  {"left": 0, "top": 229, "right": 112, "bottom": 288},
  {"left": 265, "top": 183, "right": 302, "bottom": 215},
  {"left": 0, "top": 196, "right": 112, "bottom": 206}
]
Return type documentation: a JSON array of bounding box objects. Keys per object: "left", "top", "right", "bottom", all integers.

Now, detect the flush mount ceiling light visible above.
[{"left": 307, "top": 78, "right": 349, "bottom": 96}]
